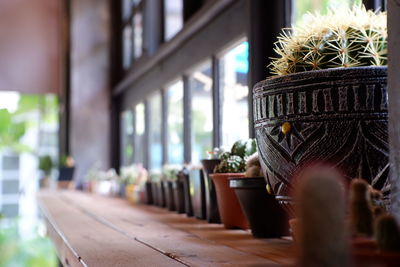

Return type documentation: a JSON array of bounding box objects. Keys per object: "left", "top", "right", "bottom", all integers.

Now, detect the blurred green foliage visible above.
[{"left": 0, "top": 220, "right": 57, "bottom": 267}]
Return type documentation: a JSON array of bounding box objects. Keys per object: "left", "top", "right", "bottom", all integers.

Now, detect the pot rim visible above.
[
  {"left": 209, "top": 173, "right": 245, "bottom": 178},
  {"left": 229, "top": 176, "right": 266, "bottom": 189},
  {"left": 254, "top": 66, "right": 387, "bottom": 93}
]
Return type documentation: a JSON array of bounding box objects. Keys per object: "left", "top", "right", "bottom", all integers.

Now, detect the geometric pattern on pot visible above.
[{"left": 253, "top": 67, "right": 389, "bottom": 202}]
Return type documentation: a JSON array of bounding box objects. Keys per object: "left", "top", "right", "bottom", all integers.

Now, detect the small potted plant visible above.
[
  {"left": 188, "top": 164, "right": 207, "bottom": 219},
  {"left": 120, "top": 164, "right": 148, "bottom": 203},
  {"left": 38, "top": 155, "right": 53, "bottom": 188},
  {"left": 178, "top": 167, "right": 193, "bottom": 216},
  {"left": 58, "top": 155, "right": 75, "bottom": 189},
  {"left": 162, "top": 165, "right": 181, "bottom": 211},
  {"left": 201, "top": 148, "right": 223, "bottom": 223},
  {"left": 253, "top": 6, "right": 389, "bottom": 212},
  {"left": 210, "top": 139, "right": 256, "bottom": 229},
  {"left": 230, "top": 152, "right": 289, "bottom": 238}
]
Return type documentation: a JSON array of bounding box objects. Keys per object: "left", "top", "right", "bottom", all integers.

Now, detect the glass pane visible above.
[
  {"left": 167, "top": 80, "right": 184, "bottom": 164},
  {"left": 120, "top": 110, "right": 134, "bottom": 166},
  {"left": 164, "top": 0, "right": 183, "bottom": 41},
  {"left": 219, "top": 41, "right": 249, "bottom": 149},
  {"left": 133, "top": 12, "right": 143, "bottom": 59},
  {"left": 123, "top": 25, "right": 133, "bottom": 69},
  {"left": 134, "top": 103, "right": 145, "bottom": 164},
  {"left": 149, "top": 92, "right": 163, "bottom": 171},
  {"left": 122, "top": 0, "right": 131, "bottom": 20},
  {"left": 293, "top": 0, "right": 361, "bottom": 25},
  {"left": 189, "top": 62, "right": 213, "bottom": 164}
]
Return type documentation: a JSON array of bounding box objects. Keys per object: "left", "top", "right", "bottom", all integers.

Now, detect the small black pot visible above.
[
  {"left": 58, "top": 167, "right": 75, "bottom": 181},
  {"left": 172, "top": 180, "right": 185, "bottom": 213},
  {"left": 201, "top": 159, "right": 221, "bottom": 223},
  {"left": 151, "top": 182, "right": 159, "bottom": 206},
  {"left": 163, "top": 181, "right": 176, "bottom": 211},
  {"left": 230, "top": 177, "right": 289, "bottom": 238},
  {"left": 155, "top": 182, "right": 166, "bottom": 207},
  {"left": 145, "top": 181, "right": 153, "bottom": 204},
  {"left": 188, "top": 168, "right": 206, "bottom": 219},
  {"left": 179, "top": 169, "right": 193, "bottom": 216}
]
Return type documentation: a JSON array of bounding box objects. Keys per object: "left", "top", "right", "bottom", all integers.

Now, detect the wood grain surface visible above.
[{"left": 38, "top": 190, "right": 294, "bottom": 267}]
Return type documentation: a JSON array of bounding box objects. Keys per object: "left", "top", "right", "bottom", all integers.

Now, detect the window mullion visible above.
[
  {"left": 212, "top": 56, "right": 221, "bottom": 149},
  {"left": 183, "top": 75, "right": 191, "bottom": 164}
]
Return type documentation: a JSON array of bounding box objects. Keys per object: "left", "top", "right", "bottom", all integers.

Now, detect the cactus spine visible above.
[{"left": 270, "top": 6, "right": 387, "bottom": 76}]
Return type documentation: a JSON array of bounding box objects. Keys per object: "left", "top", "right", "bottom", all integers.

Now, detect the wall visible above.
[
  {"left": 0, "top": 0, "right": 61, "bottom": 94},
  {"left": 70, "top": 0, "right": 111, "bottom": 183}
]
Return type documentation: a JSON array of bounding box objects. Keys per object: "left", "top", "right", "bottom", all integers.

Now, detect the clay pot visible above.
[
  {"left": 253, "top": 67, "right": 389, "bottom": 214},
  {"left": 230, "top": 177, "right": 288, "bottom": 238},
  {"left": 201, "top": 159, "right": 221, "bottom": 223},
  {"left": 210, "top": 173, "right": 249, "bottom": 229}
]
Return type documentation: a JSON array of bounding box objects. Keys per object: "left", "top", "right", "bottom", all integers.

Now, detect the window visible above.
[
  {"left": 148, "top": 92, "right": 163, "bottom": 171},
  {"left": 189, "top": 61, "right": 213, "bottom": 164},
  {"left": 219, "top": 41, "right": 249, "bottom": 149},
  {"left": 120, "top": 110, "right": 134, "bottom": 166},
  {"left": 166, "top": 80, "right": 184, "bottom": 164},
  {"left": 293, "top": 0, "right": 362, "bottom": 24},
  {"left": 122, "top": 0, "right": 144, "bottom": 69},
  {"left": 164, "top": 0, "right": 183, "bottom": 41},
  {"left": 133, "top": 10, "right": 143, "bottom": 59},
  {"left": 134, "top": 103, "right": 145, "bottom": 164}
]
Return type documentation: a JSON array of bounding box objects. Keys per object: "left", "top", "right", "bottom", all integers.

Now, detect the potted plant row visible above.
[
  {"left": 210, "top": 139, "right": 257, "bottom": 230},
  {"left": 253, "top": 6, "right": 389, "bottom": 214}
]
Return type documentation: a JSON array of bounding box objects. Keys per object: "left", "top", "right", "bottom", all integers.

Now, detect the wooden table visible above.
[{"left": 38, "top": 190, "right": 294, "bottom": 267}]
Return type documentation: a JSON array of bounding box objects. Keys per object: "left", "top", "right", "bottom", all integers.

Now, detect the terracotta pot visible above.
[
  {"left": 253, "top": 67, "right": 389, "bottom": 214},
  {"left": 201, "top": 159, "right": 221, "bottom": 223},
  {"left": 230, "top": 177, "right": 288, "bottom": 238},
  {"left": 210, "top": 173, "right": 249, "bottom": 229}
]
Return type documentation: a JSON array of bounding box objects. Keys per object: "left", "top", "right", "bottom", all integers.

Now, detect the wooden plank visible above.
[
  {"left": 59, "top": 190, "right": 293, "bottom": 266},
  {"left": 38, "top": 191, "right": 185, "bottom": 267}
]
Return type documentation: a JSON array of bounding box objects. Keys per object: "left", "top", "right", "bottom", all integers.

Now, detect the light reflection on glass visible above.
[
  {"left": 149, "top": 92, "right": 162, "bottom": 171},
  {"left": 134, "top": 102, "right": 145, "bottom": 164},
  {"left": 219, "top": 41, "right": 249, "bottom": 149},
  {"left": 164, "top": 0, "right": 183, "bottom": 41},
  {"left": 189, "top": 61, "right": 213, "bottom": 164},
  {"left": 167, "top": 80, "right": 184, "bottom": 164}
]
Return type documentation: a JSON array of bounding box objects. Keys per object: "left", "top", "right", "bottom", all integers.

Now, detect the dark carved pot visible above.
[
  {"left": 253, "top": 67, "right": 389, "bottom": 211},
  {"left": 201, "top": 159, "right": 221, "bottom": 223},
  {"left": 229, "top": 177, "right": 289, "bottom": 238}
]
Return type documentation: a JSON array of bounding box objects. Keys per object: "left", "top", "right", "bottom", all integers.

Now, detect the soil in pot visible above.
[
  {"left": 179, "top": 170, "right": 193, "bottom": 216},
  {"left": 188, "top": 168, "right": 206, "bottom": 220},
  {"left": 163, "top": 181, "right": 175, "bottom": 210},
  {"left": 230, "top": 177, "right": 289, "bottom": 238},
  {"left": 210, "top": 173, "right": 249, "bottom": 229},
  {"left": 172, "top": 180, "right": 185, "bottom": 213},
  {"left": 201, "top": 159, "right": 221, "bottom": 223}
]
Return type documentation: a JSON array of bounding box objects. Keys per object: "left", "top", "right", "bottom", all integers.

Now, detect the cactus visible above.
[
  {"left": 245, "top": 152, "right": 263, "bottom": 177},
  {"left": 375, "top": 214, "right": 400, "bottom": 252},
  {"left": 270, "top": 5, "right": 387, "bottom": 76},
  {"left": 349, "top": 179, "right": 374, "bottom": 237},
  {"left": 295, "top": 165, "right": 350, "bottom": 267}
]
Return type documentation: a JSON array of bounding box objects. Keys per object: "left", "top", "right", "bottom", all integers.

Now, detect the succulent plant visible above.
[
  {"left": 349, "top": 179, "right": 374, "bottom": 237},
  {"left": 213, "top": 139, "right": 256, "bottom": 173},
  {"left": 270, "top": 5, "right": 387, "bottom": 76},
  {"left": 245, "top": 152, "right": 263, "bottom": 177}
]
